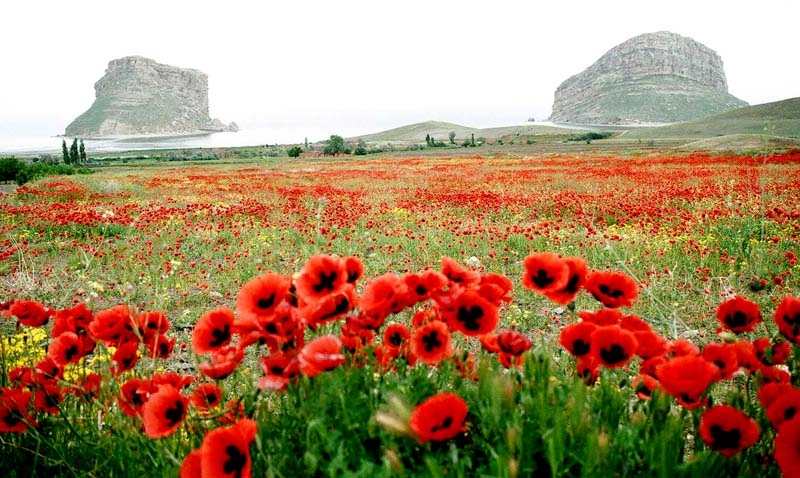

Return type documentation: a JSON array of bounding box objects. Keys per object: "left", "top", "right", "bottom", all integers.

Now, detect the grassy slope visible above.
[
  {"left": 624, "top": 97, "right": 800, "bottom": 140},
  {"left": 350, "top": 121, "right": 583, "bottom": 144}
]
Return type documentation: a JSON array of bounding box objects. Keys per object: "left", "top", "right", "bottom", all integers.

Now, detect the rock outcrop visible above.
[
  {"left": 65, "top": 56, "right": 236, "bottom": 137},
  {"left": 549, "top": 31, "right": 747, "bottom": 125}
]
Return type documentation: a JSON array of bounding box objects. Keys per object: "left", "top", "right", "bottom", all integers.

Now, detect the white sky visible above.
[{"left": 1, "top": 0, "right": 798, "bottom": 137}]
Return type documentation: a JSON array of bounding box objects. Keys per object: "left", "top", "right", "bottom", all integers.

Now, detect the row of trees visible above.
[{"left": 61, "top": 138, "right": 86, "bottom": 164}]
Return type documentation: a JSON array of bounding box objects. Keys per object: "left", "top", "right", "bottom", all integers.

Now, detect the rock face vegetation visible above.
[
  {"left": 549, "top": 31, "right": 748, "bottom": 125},
  {"left": 65, "top": 56, "right": 236, "bottom": 137}
]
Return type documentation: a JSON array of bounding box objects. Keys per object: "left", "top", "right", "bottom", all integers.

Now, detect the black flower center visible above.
[
  {"left": 599, "top": 344, "right": 628, "bottom": 365},
  {"left": 209, "top": 325, "right": 231, "bottom": 347},
  {"left": 223, "top": 445, "right": 247, "bottom": 478},
  {"left": 572, "top": 339, "right": 590, "bottom": 356},
  {"left": 531, "top": 269, "right": 555, "bottom": 288},
  {"left": 257, "top": 294, "right": 275, "bottom": 310},
  {"left": 725, "top": 311, "right": 750, "bottom": 328},
  {"left": 165, "top": 400, "right": 185, "bottom": 427},
  {"left": 313, "top": 271, "right": 338, "bottom": 293},
  {"left": 65, "top": 345, "right": 79, "bottom": 362},
  {"left": 457, "top": 305, "right": 484, "bottom": 331},
  {"left": 710, "top": 425, "right": 742, "bottom": 451},
  {"left": 422, "top": 331, "right": 443, "bottom": 352},
  {"left": 389, "top": 332, "right": 404, "bottom": 347},
  {"left": 598, "top": 284, "right": 624, "bottom": 298},
  {"left": 430, "top": 416, "right": 454, "bottom": 433}
]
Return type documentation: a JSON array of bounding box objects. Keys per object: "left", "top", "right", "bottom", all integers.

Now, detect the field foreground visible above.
[{"left": 2, "top": 151, "right": 800, "bottom": 477}]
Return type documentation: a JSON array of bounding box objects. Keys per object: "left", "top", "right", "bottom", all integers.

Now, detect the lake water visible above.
[{"left": 0, "top": 125, "right": 365, "bottom": 155}]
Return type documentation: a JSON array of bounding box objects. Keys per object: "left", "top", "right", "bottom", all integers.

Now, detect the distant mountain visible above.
[
  {"left": 624, "top": 97, "right": 800, "bottom": 139},
  {"left": 549, "top": 31, "right": 747, "bottom": 125},
  {"left": 351, "top": 120, "right": 580, "bottom": 143},
  {"left": 65, "top": 56, "right": 236, "bottom": 137}
]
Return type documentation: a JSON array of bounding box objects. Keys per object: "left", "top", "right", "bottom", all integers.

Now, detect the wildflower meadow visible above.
[{"left": 2, "top": 151, "right": 800, "bottom": 477}]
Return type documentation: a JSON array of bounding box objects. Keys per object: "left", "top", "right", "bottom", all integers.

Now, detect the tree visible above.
[
  {"left": 69, "top": 138, "right": 79, "bottom": 164},
  {"left": 287, "top": 146, "right": 303, "bottom": 158},
  {"left": 448, "top": 131, "right": 456, "bottom": 145},
  {"left": 425, "top": 134, "right": 431, "bottom": 146},
  {"left": 353, "top": 140, "right": 367, "bottom": 156},
  {"left": 323, "top": 135, "right": 350, "bottom": 156},
  {"left": 0, "top": 157, "right": 25, "bottom": 183},
  {"left": 62, "top": 139, "right": 70, "bottom": 164},
  {"left": 79, "top": 140, "right": 86, "bottom": 163}
]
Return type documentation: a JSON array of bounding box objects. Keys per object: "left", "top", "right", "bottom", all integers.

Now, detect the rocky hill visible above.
[
  {"left": 549, "top": 31, "right": 748, "bottom": 125},
  {"left": 65, "top": 56, "right": 237, "bottom": 137}
]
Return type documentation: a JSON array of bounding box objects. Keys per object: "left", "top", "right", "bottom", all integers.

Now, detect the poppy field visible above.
[{"left": 2, "top": 151, "right": 800, "bottom": 477}]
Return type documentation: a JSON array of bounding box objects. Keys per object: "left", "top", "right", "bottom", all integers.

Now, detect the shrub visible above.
[{"left": 0, "top": 157, "right": 25, "bottom": 183}]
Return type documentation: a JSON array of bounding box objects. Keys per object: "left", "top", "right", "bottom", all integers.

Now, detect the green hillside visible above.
[
  {"left": 351, "top": 121, "right": 581, "bottom": 144},
  {"left": 624, "top": 97, "right": 800, "bottom": 139}
]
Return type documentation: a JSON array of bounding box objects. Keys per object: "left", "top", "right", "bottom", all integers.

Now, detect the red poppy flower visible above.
[
  {"left": 200, "top": 418, "right": 258, "bottom": 478},
  {"left": 657, "top": 355, "right": 718, "bottom": 409},
  {"left": 236, "top": 273, "right": 291, "bottom": 323},
  {"left": 179, "top": 449, "right": 202, "bottom": 478},
  {"left": 477, "top": 273, "right": 514, "bottom": 306},
  {"left": 699, "top": 405, "right": 759, "bottom": 458},
  {"left": 295, "top": 254, "right": 348, "bottom": 301},
  {"left": 409, "top": 392, "right": 468, "bottom": 443},
  {"left": 639, "top": 355, "right": 667, "bottom": 379},
  {"left": 521, "top": 252, "right": 569, "bottom": 294},
  {"left": 452, "top": 351, "right": 477, "bottom": 379},
  {"left": 402, "top": 270, "right": 448, "bottom": 306},
  {"left": 199, "top": 346, "right": 245, "bottom": 381},
  {"left": 0, "top": 387, "right": 36, "bottom": 433},
  {"left": 440, "top": 256, "right": 480, "bottom": 287},
  {"left": 34, "top": 356, "right": 63, "bottom": 384},
  {"left": 496, "top": 329, "right": 532, "bottom": 356},
  {"left": 759, "top": 382, "right": 796, "bottom": 409},
  {"left": 619, "top": 314, "right": 651, "bottom": 332},
  {"left": 145, "top": 334, "right": 175, "bottom": 360},
  {"left": 767, "top": 387, "right": 800, "bottom": 430},
  {"left": 775, "top": 416, "right": 800, "bottom": 478},
  {"left": 343, "top": 255, "right": 364, "bottom": 284},
  {"left": 258, "top": 352, "right": 300, "bottom": 391},
  {"left": 576, "top": 355, "right": 600, "bottom": 385},
  {"left": 632, "top": 374, "right": 661, "bottom": 400},
  {"left": 544, "top": 256, "right": 588, "bottom": 305},
  {"left": 559, "top": 321, "right": 598, "bottom": 357},
  {"left": 775, "top": 295, "right": 800, "bottom": 343},
  {"left": 754, "top": 337, "right": 791, "bottom": 366},
  {"left": 47, "top": 331, "right": 85, "bottom": 366},
  {"left": 479, "top": 333, "right": 501, "bottom": 354},
  {"left": 4, "top": 299, "right": 51, "bottom": 327},
  {"left": 298, "top": 335, "right": 346, "bottom": 378},
  {"left": 190, "top": 382, "right": 223, "bottom": 412},
  {"left": 383, "top": 323, "right": 411, "bottom": 351},
  {"left": 89, "top": 304, "right": 138, "bottom": 346},
  {"left": 701, "top": 342, "right": 739, "bottom": 381},
  {"left": 137, "top": 311, "right": 170, "bottom": 341},
  {"left": 71, "top": 373, "right": 103, "bottom": 402},
  {"left": 33, "top": 382, "right": 63, "bottom": 415},
  {"left": 732, "top": 340, "right": 762, "bottom": 373},
  {"left": 716, "top": 296, "right": 762, "bottom": 334},
  {"left": 579, "top": 308, "right": 623, "bottom": 326},
  {"left": 633, "top": 330, "right": 669, "bottom": 360},
  {"left": 118, "top": 378, "right": 156, "bottom": 417},
  {"left": 585, "top": 270, "right": 639, "bottom": 308},
  {"left": 359, "top": 273, "right": 408, "bottom": 324},
  {"left": 142, "top": 384, "right": 188, "bottom": 438},
  {"left": 52, "top": 303, "right": 93, "bottom": 339},
  {"left": 761, "top": 365, "right": 792, "bottom": 385},
  {"left": 111, "top": 341, "right": 140, "bottom": 375},
  {"left": 412, "top": 320, "right": 454, "bottom": 365},
  {"left": 591, "top": 325, "right": 638, "bottom": 369},
  {"left": 669, "top": 338, "right": 700, "bottom": 357},
  {"left": 498, "top": 352, "right": 525, "bottom": 369},
  {"left": 439, "top": 288, "right": 499, "bottom": 336},
  {"left": 340, "top": 320, "right": 375, "bottom": 354},
  {"left": 303, "top": 284, "right": 357, "bottom": 329},
  {"left": 193, "top": 307, "right": 235, "bottom": 355},
  {"left": 152, "top": 371, "right": 194, "bottom": 390}
]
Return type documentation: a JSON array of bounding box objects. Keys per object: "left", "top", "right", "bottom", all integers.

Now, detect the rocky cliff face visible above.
[
  {"left": 549, "top": 31, "right": 747, "bottom": 124},
  {"left": 65, "top": 56, "right": 236, "bottom": 137}
]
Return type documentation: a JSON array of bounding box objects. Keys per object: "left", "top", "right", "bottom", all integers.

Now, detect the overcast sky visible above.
[{"left": 2, "top": 0, "right": 798, "bottom": 137}]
